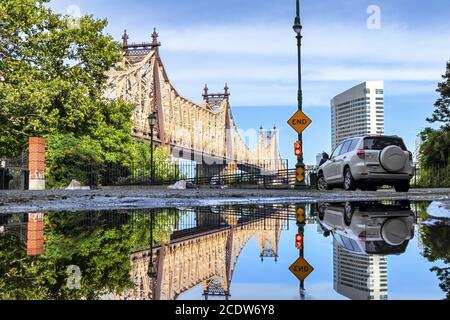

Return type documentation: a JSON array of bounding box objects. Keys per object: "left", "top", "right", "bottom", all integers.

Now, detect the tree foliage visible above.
[
  {"left": 0, "top": 0, "right": 169, "bottom": 187},
  {"left": 417, "top": 203, "right": 450, "bottom": 300},
  {"left": 0, "top": 0, "right": 127, "bottom": 156},
  {"left": 419, "top": 61, "right": 450, "bottom": 170},
  {"left": 419, "top": 127, "right": 450, "bottom": 167},
  {"left": 427, "top": 61, "right": 450, "bottom": 126},
  {"left": 0, "top": 210, "right": 179, "bottom": 300}
]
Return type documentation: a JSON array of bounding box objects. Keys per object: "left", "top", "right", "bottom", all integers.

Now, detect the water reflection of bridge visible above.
[{"left": 118, "top": 205, "right": 290, "bottom": 300}]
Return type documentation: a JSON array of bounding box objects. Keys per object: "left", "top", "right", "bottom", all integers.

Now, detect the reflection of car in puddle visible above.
[{"left": 317, "top": 201, "right": 415, "bottom": 255}]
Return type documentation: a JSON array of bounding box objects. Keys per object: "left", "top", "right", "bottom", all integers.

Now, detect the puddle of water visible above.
[{"left": 0, "top": 200, "right": 448, "bottom": 300}]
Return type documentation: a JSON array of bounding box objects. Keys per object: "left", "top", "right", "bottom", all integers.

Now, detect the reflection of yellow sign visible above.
[
  {"left": 296, "top": 208, "right": 305, "bottom": 223},
  {"left": 296, "top": 167, "right": 305, "bottom": 182},
  {"left": 287, "top": 111, "right": 312, "bottom": 134},
  {"left": 289, "top": 257, "right": 314, "bottom": 281}
]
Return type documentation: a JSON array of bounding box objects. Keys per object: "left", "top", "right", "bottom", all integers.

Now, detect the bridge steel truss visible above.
[
  {"left": 105, "top": 30, "right": 285, "bottom": 173},
  {"left": 116, "top": 205, "right": 288, "bottom": 300}
]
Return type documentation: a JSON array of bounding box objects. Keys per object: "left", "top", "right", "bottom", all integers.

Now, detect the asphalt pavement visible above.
[{"left": 0, "top": 187, "right": 449, "bottom": 214}]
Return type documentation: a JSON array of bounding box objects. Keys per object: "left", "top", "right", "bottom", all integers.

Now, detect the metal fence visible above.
[
  {"left": 412, "top": 165, "right": 450, "bottom": 188},
  {"left": 0, "top": 151, "right": 29, "bottom": 190},
  {"left": 77, "top": 160, "right": 320, "bottom": 189}
]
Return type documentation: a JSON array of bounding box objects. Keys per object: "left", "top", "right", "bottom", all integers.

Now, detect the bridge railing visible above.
[{"left": 78, "top": 160, "right": 318, "bottom": 189}]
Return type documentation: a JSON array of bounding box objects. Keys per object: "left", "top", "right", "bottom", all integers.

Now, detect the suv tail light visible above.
[
  {"left": 356, "top": 149, "right": 365, "bottom": 160},
  {"left": 407, "top": 151, "right": 413, "bottom": 161},
  {"left": 358, "top": 231, "right": 367, "bottom": 241}
]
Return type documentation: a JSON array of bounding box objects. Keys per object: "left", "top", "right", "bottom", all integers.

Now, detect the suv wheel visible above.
[
  {"left": 344, "top": 168, "right": 357, "bottom": 191},
  {"left": 394, "top": 181, "right": 410, "bottom": 192},
  {"left": 344, "top": 202, "right": 355, "bottom": 226},
  {"left": 317, "top": 175, "right": 331, "bottom": 191},
  {"left": 317, "top": 203, "right": 327, "bottom": 220}
]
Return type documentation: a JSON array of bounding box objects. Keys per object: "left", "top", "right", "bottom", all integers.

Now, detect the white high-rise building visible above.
[
  {"left": 331, "top": 81, "right": 385, "bottom": 150},
  {"left": 333, "top": 241, "right": 388, "bottom": 300},
  {"left": 414, "top": 134, "right": 424, "bottom": 165},
  {"left": 316, "top": 153, "right": 324, "bottom": 167}
]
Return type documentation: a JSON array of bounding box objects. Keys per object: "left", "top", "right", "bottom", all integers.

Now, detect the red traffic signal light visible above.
[
  {"left": 294, "top": 141, "right": 302, "bottom": 157},
  {"left": 295, "top": 233, "right": 303, "bottom": 249}
]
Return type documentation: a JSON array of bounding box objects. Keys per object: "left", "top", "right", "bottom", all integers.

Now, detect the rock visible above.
[
  {"left": 66, "top": 180, "right": 91, "bottom": 190},
  {"left": 168, "top": 180, "right": 187, "bottom": 190},
  {"left": 186, "top": 182, "right": 198, "bottom": 189}
]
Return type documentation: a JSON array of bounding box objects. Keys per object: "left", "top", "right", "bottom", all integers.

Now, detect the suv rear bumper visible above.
[{"left": 353, "top": 167, "right": 414, "bottom": 182}]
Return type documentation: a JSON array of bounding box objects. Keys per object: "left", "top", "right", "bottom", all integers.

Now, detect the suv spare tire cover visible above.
[
  {"left": 381, "top": 219, "right": 408, "bottom": 246},
  {"left": 379, "top": 145, "right": 406, "bottom": 172}
]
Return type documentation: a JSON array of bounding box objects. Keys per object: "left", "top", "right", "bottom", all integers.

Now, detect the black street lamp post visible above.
[
  {"left": 293, "top": 0, "right": 307, "bottom": 189},
  {"left": 148, "top": 113, "right": 157, "bottom": 183}
]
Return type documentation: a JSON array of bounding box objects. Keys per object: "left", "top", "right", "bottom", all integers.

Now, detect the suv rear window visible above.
[{"left": 363, "top": 137, "right": 406, "bottom": 151}]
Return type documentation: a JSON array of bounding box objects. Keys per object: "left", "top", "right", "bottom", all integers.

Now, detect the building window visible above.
[
  {"left": 376, "top": 89, "right": 384, "bottom": 95},
  {"left": 364, "top": 89, "right": 371, "bottom": 94}
]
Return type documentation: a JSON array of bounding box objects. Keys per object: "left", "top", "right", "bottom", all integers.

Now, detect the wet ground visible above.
[
  {"left": 0, "top": 200, "right": 449, "bottom": 300},
  {"left": 0, "top": 187, "right": 449, "bottom": 213}
]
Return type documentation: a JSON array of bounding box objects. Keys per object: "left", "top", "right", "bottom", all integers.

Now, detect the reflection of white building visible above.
[{"left": 333, "top": 241, "right": 388, "bottom": 300}]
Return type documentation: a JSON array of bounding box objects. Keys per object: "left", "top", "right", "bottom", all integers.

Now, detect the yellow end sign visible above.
[
  {"left": 289, "top": 257, "right": 314, "bottom": 282},
  {"left": 287, "top": 110, "right": 312, "bottom": 135}
]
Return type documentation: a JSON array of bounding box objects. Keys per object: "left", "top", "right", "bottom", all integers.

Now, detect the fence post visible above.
[
  {"left": 286, "top": 160, "right": 289, "bottom": 188},
  {"left": 28, "top": 137, "right": 45, "bottom": 190}
]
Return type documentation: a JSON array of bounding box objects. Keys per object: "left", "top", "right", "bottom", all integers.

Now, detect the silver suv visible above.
[{"left": 317, "top": 135, "right": 414, "bottom": 192}]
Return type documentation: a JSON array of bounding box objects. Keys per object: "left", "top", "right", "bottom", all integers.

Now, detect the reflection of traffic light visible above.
[
  {"left": 296, "top": 166, "right": 305, "bottom": 183},
  {"left": 296, "top": 208, "right": 306, "bottom": 224},
  {"left": 295, "top": 233, "right": 304, "bottom": 250},
  {"left": 294, "top": 141, "right": 302, "bottom": 157}
]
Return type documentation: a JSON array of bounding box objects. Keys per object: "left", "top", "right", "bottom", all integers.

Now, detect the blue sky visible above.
[{"left": 49, "top": 0, "right": 450, "bottom": 165}]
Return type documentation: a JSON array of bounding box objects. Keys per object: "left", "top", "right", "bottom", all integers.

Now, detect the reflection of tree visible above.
[
  {"left": 417, "top": 203, "right": 450, "bottom": 300},
  {"left": 0, "top": 210, "right": 178, "bottom": 300}
]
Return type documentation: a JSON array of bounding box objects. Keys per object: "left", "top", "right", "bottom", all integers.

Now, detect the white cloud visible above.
[
  {"left": 144, "top": 22, "right": 449, "bottom": 106},
  {"left": 157, "top": 23, "right": 450, "bottom": 65}
]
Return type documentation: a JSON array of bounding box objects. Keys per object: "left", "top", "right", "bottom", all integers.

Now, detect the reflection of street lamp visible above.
[
  {"left": 293, "top": 0, "right": 307, "bottom": 189},
  {"left": 147, "top": 211, "right": 157, "bottom": 279},
  {"left": 148, "top": 113, "right": 157, "bottom": 183},
  {"left": 296, "top": 205, "right": 306, "bottom": 299}
]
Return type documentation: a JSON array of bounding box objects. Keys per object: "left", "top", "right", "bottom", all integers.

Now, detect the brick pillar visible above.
[
  {"left": 27, "top": 212, "right": 44, "bottom": 256},
  {"left": 28, "top": 137, "right": 45, "bottom": 190}
]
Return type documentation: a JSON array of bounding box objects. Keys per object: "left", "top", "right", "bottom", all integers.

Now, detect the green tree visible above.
[
  {"left": 0, "top": 0, "right": 131, "bottom": 157},
  {"left": 417, "top": 204, "right": 450, "bottom": 300},
  {"left": 0, "top": 210, "right": 179, "bottom": 300},
  {"left": 427, "top": 61, "right": 450, "bottom": 127},
  {"left": 419, "top": 61, "right": 450, "bottom": 185},
  {"left": 0, "top": 0, "right": 173, "bottom": 187}
]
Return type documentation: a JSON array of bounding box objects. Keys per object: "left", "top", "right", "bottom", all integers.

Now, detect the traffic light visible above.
[
  {"left": 296, "top": 166, "right": 305, "bottom": 183},
  {"left": 294, "top": 141, "right": 302, "bottom": 157},
  {"left": 296, "top": 208, "right": 306, "bottom": 224},
  {"left": 295, "top": 233, "right": 304, "bottom": 250}
]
